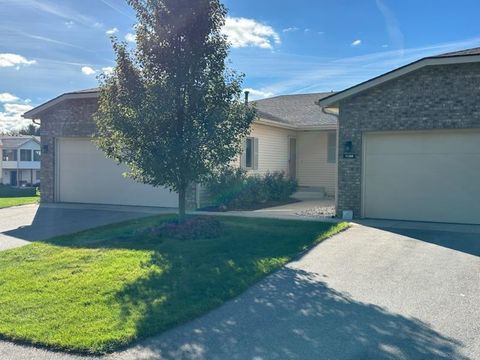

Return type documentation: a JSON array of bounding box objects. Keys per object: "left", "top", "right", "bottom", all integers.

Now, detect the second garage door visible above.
[
  {"left": 363, "top": 130, "right": 480, "bottom": 224},
  {"left": 56, "top": 138, "right": 179, "bottom": 208}
]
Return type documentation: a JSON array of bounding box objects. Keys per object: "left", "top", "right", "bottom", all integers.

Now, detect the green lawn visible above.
[
  {"left": 0, "top": 186, "right": 39, "bottom": 208},
  {"left": 0, "top": 196, "right": 39, "bottom": 208},
  {"left": 0, "top": 216, "right": 347, "bottom": 354}
]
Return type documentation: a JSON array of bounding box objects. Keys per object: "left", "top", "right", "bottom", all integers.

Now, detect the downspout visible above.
[{"left": 317, "top": 102, "right": 340, "bottom": 214}]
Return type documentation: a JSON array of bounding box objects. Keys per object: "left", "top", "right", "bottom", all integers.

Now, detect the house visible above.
[
  {"left": 319, "top": 47, "right": 480, "bottom": 225},
  {"left": 23, "top": 90, "right": 338, "bottom": 208},
  {"left": 0, "top": 136, "right": 41, "bottom": 187},
  {"left": 23, "top": 46, "right": 480, "bottom": 225}
]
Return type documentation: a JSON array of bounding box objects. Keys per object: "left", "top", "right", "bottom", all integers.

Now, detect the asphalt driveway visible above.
[
  {"left": 0, "top": 203, "right": 175, "bottom": 251},
  {"left": 0, "top": 209, "right": 478, "bottom": 359}
]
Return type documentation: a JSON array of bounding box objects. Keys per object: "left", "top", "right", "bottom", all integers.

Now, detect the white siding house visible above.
[
  {"left": 237, "top": 93, "right": 338, "bottom": 197},
  {"left": 0, "top": 136, "right": 41, "bottom": 186}
]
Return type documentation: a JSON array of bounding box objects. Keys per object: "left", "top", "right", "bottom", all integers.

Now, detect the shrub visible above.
[
  {"left": 0, "top": 185, "right": 37, "bottom": 198},
  {"left": 205, "top": 168, "right": 298, "bottom": 209},
  {"left": 263, "top": 171, "right": 298, "bottom": 201}
]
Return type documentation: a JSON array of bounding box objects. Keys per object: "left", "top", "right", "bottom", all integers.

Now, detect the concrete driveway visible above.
[
  {"left": 0, "top": 213, "right": 479, "bottom": 359},
  {"left": 0, "top": 203, "right": 175, "bottom": 251}
]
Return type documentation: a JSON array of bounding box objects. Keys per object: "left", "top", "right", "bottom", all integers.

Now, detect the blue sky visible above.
[{"left": 1, "top": 0, "right": 480, "bottom": 131}]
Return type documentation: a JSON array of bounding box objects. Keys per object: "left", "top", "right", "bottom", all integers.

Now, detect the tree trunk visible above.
[{"left": 178, "top": 186, "right": 186, "bottom": 223}]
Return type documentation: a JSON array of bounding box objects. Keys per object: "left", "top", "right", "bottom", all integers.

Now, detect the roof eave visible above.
[
  {"left": 318, "top": 54, "right": 480, "bottom": 107},
  {"left": 23, "top": 91, "right": 99, "bottom": 119},
  {"left": 255, "top": 118, "right": 337, "bottom": 131}
]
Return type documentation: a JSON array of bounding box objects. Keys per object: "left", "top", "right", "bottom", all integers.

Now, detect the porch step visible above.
[{"left": 292, "top": 186, "right": 326, "bottom": 200}]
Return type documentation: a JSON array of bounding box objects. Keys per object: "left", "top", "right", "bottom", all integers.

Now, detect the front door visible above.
[
  {"left": 10, "top": 171, "right": 17, "bottom": 186},
  {"left": 289, "top": 137, "right": 297, "bottom": 180}
]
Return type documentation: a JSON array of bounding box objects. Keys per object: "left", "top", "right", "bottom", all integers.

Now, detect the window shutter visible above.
[
  {"left": 253, "top": 138, "right": 259, "bottom": 170},
  {"left": 240, "top": 140, "right": 247, "bottom": 169},
  {"left": 327, "top": 132, "right": 337, "bottom": 164}
]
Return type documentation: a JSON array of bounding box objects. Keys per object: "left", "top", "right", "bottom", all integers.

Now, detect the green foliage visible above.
[
  {"left": 206, "top": 169, "right": 298, "bottom": 209},
  {"left": 94, "top": 0, "right": 256, "bottom": 219},
  {"left": 0, "top": 185, "right": 37, "bottom": 197},
  {"left": 0, "top": 215, "right": 348, "bottom": 353},
  {"left": 263, "top": 171, "right": 298, "bottom": 201},
  {"left": 0, "top": 124, "right": 40, "bottom": 136}
]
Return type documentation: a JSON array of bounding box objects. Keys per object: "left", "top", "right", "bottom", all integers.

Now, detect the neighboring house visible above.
[
  {"left": 23, "top": 90, "right": 338, "bottom": 208},
  {"left": 0, "top": 136, "right": 41, "bottom": 187},
  {"left": 319, "top": 47, "right": 480, "bottom": 225}
]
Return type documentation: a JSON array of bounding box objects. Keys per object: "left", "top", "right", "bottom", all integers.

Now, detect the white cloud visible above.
[
  {"left": 0, "top": 53, "right": 36, "bottom": 68},
  {"left": 81, "top": 66, "right": 96, "bottom": 76},
  {"left": 222, "top": 17, "right": 280, "bottom": 50},
  {"left": 236, "top": 35, "right": 480, "bottom": 97},
  {"left": 125, "top": 33, "right": 136, "bottom": 43},
  {"left": 106, "top": 27, "right": 119, "bottom": 35},
  {"left": 102, "top": 66, "right": 114, "bottom": 75},
  {"left": 64, "top": 20, "right": 74, "bottom": 28},
  {"left": 376, "top": 0, "right": 404, "bottom": 53},
  {"left": 283, "top": 27, "right": 299, "bottom": 33},
  {"left": 13, "top": 0, "right": 102, "bottom": 29},
  {"left": 351, "top": 39, "right": 362, "bottom": 46},
  {"left": 0, "top": 102, "right": 34, "bottom": 133},
  {"left": 244, "top": 88, "right": 274, "bottom": 100},
  {"left": 0, "top": 93, "right": 19, "bottom": 103}
]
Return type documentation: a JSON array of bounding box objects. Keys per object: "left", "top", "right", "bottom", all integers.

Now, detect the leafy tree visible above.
[
  {"left": 94, "top": 0, "right": 255, "bottom": 221},
  {"left": 1, "top": 124, "right": 40, "bottom": 136},
  {"left": 19, "top": 124, "right": 41, "bottom": 136}
]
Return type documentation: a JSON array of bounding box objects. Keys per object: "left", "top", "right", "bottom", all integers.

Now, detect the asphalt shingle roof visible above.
[
  {"left": 433, "top": 47, "right": 480, "bottom": 58},
  {"left": 253, "top": 92, "right": 337, "bottom": 127},
  {"left": 0, "top": 136, "right": 38, "bottom": 148}
]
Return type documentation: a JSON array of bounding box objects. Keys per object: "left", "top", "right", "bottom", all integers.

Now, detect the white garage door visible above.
[
  {"left": 363, "top": 130, "right": 480, "bottom": 224},
  {"left": 56, "top": 138, "right": 178, "bottom": 207}
]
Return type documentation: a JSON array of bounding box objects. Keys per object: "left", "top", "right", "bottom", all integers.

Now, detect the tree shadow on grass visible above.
[{"left": 114, "top": 266, "right": 466, "bottom": 360}]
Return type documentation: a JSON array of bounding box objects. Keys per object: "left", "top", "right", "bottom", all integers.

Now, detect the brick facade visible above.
[
  {"left": 38, "top": 97, "right": 196, "bottom": 209},
  {"left": 337, "top": 62, "right": 480, "bottom": 218}
]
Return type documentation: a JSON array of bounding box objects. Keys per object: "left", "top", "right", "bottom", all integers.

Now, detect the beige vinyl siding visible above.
[
  {"left": 242, "top": 122, "right": 297, "bottom": 176},
  {"left": 296, "top": 131, "right": 337, "bottom": 196}
]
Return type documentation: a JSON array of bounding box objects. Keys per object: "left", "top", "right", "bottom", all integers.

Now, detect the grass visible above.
[
  {"left": 0, "top": 196, "right": 39, "bottom": 208},
  {"left": 0, "top": 185, "right": 39, "bottom": 208},
  {"left": 0, "top": 215, "right": 348, "bottom": 354}
]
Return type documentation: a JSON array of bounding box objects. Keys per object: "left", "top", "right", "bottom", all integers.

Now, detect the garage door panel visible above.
[
  {"left": 57, "top": 138, "right": 178, "bottom": 207},
  {"left": 363, "top": 130, "right": 480, "bottom": 224}
]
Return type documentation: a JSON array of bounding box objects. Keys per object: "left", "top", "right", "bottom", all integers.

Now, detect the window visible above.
[
  {"left": 242, "top": 137, "right": 258, "bottom": 170},
  {"left": 327, "top": 132, "right": 337, "bottom": 164},
  {"left": 2, "top": 149, "right": 17, "bottom": 161},
  {"left": 20, "top": 149, "right": 32, "bottom": 161},
  {"left": 33, "top": 150, "right": 41, "bottom": 161}
]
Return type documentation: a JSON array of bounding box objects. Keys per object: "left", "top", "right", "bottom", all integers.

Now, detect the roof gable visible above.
[
  {"left": 0, "top": 136, "right": 39, "bottom": 148},
  {"left": 319, "top": 48, "right": 480, "bottom": 107}
]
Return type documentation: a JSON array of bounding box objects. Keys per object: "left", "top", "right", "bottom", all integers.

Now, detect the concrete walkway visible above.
[
  {"left": 1, "top": 221, "right": 479, "bottom": 359},
  {"left": 195, "top": 199, "right": 337, "bottom": 222}
]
